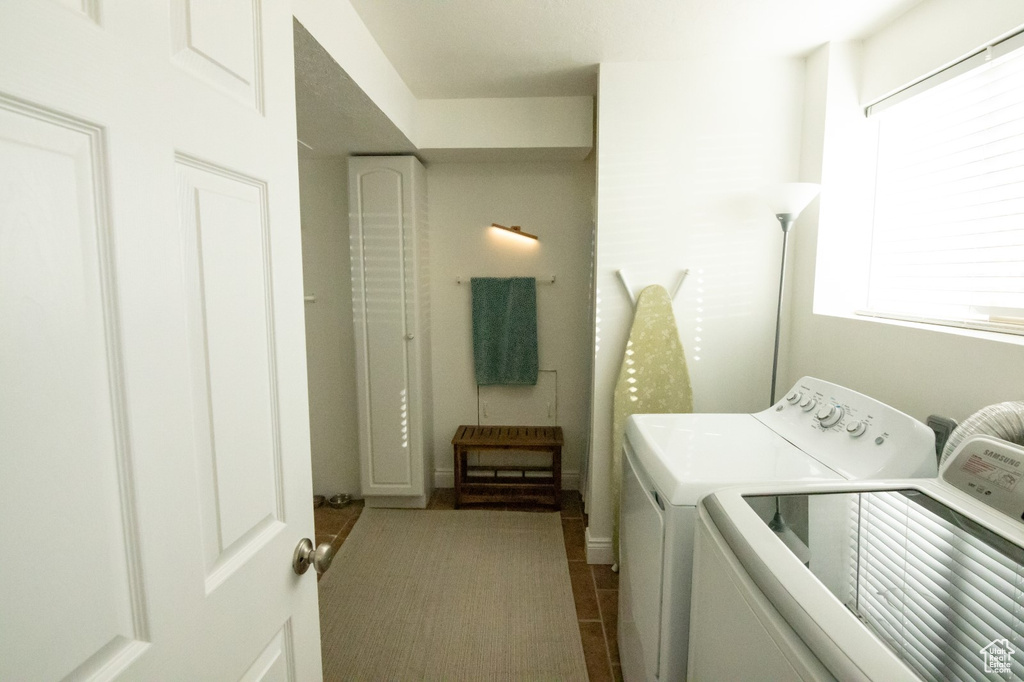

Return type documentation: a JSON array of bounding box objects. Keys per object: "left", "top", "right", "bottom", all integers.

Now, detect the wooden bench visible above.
[{"left": 451, "top": 425, "right": 563, "bottom": 508}]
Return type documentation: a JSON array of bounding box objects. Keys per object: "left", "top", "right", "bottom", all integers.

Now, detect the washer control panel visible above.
[
  {"left": 758, "top": 377, "right": 936, "bottom": 480},
  {"left": 780, "top": 388, "right": 875, "bottom": 438}
]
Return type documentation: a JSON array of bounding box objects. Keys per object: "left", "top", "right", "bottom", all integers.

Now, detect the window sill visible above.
[
  {"left": 814, "top": 307, "right": 1024, "bottom": 348},
  {"left": 856, "top": 310, "right": 1024, "bottom": 339}
]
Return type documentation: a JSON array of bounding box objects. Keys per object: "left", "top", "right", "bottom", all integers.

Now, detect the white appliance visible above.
[
  {"left": 618, "top": 377, "right": 937, "bottom": 682},
  {"left": 688, "top": 435, "right": 1024, "bottom": 681},
  {"left": 349, "top": 156, "right": 434, "bottom": 508}
]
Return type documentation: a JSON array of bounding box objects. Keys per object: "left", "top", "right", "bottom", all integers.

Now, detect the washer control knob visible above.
[
  {"left": 786, "top": 392, "right": 802, "bottom": 404},
  {"left": 846, "top": 420, "right": 868, "bottom": 437},
  {"left": 815, "top": 404, "right": 844, "bottom": 427},
  {"left": 799, "top": 396, "right": 817, "bottom": 412}
]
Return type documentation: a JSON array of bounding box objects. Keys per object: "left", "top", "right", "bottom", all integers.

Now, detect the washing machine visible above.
[
  {"left": 688, "top": 434, "right": 1024, "bottom": 681},
  {"left": 618, "top": 377, "right": 937, "bottom": 682}
]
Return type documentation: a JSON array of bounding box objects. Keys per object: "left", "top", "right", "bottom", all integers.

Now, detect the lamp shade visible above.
[{"left": 766, "top": 183, "right": 820, "bottom": 217}]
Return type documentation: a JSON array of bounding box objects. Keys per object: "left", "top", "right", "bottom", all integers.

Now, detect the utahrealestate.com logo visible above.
[{"left": 980, "top": 638, "right": 1015, "bottom": 674}]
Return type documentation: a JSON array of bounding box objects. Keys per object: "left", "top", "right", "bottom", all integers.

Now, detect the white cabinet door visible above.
[
  {"left": 349, "top": 156, "right": 430, "bottom": 505},
  {"left": 619, "top": 442, "right": 666, "bottom": 682},
  {"left": 0, "top": 2, "right": 320, "bottom": 680}
]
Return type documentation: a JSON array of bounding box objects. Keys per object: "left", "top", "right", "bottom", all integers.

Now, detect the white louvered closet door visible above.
[
  {"left": 0, "top": 2, "right": 321, "bottom": 680},
  {"left": 350, "top": 156, "right": 431, "bottom": 506}
]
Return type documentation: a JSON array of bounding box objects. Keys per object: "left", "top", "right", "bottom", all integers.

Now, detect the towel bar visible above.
[{"left": 456, "top": 275, "right": 556, "bottom": 284}]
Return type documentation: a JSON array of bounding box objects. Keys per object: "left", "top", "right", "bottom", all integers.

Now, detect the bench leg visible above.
[
  {"left": 552, "top": 446, "right": 562, "bottom": 510},
  {"left": 453, "top": 445, "right": 463, "bottom": 509}
]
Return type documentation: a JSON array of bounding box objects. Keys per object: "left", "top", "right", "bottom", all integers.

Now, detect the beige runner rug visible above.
[{"left": 319, "top": 508, "right": 588, "bottom": 681}]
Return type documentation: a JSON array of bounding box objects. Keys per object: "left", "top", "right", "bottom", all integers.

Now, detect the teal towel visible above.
[{"left": 471, "top": 277, "right": 539, "bottom": 386}]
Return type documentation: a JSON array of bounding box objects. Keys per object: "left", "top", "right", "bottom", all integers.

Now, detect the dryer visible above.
[
  {"left": 689, "top": 435, "right": 1024, "bottom": 681},
  {"left": 618, "top": 377, "right": 936, "bottom": 682}
]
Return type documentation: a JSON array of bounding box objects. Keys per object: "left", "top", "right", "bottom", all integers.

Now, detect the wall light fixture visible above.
[{"left": 491, "top": 223, "right": 538, "bottom": 242}]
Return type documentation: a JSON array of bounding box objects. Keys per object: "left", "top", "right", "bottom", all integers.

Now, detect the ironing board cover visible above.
[{"left": 611, "top": 285, "right": 693, "bottom": 559}]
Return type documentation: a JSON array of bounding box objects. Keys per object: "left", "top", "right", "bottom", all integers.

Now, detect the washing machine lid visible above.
[
  {"left": 625, "top": 414, "right": 844, "bottom": 506},
  {"left": 702, "top": 477, "right": 1024, "bottom": 682}
]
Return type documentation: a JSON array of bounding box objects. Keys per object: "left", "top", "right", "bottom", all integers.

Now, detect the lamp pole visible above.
[
  {"left": 770, "top": 213, "right": 795, "bottom": 407},
  {"left": 765, "top": 182, "right": 819, "bottom": 407}
]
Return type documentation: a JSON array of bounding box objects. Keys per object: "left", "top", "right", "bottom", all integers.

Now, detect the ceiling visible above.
[
  {"left": 347, "top": 0, "right": 923, "bottom": 99},
  {"left": 294, "top": 1, "right": 924, "bottom": 157}
]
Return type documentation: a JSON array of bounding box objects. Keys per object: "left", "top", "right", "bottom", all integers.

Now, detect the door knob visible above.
[{"left": 292, "top": 538, "right": 336, "bottom": 576}]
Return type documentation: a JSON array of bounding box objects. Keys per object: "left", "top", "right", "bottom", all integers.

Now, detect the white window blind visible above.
[
  {"left": 863, "top": 37, "right": 1024, "bottom": 335},
  {"left": 850, "top": 491, "right": 1024, "bottom": 681}
]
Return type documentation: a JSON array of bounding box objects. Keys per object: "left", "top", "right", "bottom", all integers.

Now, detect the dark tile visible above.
[
  {"left": 560, "top": 491, "right": 584, "bottom": 519},
  {"left": 598, "top": 590, "right": 619, "bottom": 665},
  {"left": 562, "top": 518, "right": 586, "bottom": 561},
  {"left": 592, "top": 563, "right": 619, "bottom": 590},
  {"left": 314, "top": 506, "right": 353, "bottom": 535},
  {"left": 334, "top": 528, "right": 350, "bottom": 547},
  {"left": 427, "top": 488, "right": 456, "bottom": 510},
  {"left": 578, "top": 621, "right": 613, "bottom": 682},
  {"left": 312, "top": 508, "right": 333, "bottom": 535},
  {"left": 568, "top": 561, "right": 600, "bottom": 620},
  {"left": 334, "top": 513, "right": 361, "bottom": 544}
]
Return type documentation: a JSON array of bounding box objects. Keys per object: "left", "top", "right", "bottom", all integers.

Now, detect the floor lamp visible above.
[{"left": 768, "top": 183, "right": 820, "bottom": 406}]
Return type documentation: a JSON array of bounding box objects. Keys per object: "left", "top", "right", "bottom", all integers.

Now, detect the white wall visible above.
[
  {"left": 298, "top": 157, "right": 360, "bottom": 497},
  {"left": 786, "top": 2, "right": 1024, "bottom": 429},
  {"left": 417, "top": 97, "right": 593, "bottom": 160},
  {"left": 427, "top": 160, "right": 596, "bottom": 489},
  {"left": 589, "top": 58, "right": 805, "bottom": 561},
  {"left": 861, "top": 0, "right": 1024, "bottom": 104}
]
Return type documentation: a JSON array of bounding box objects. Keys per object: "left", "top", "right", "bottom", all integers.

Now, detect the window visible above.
[
  {"left": 860, "top": 33, "right": 1024, "bottom": 336},
  {"left": 850, "top": 490, "right": 1024, "bottom": 681}
]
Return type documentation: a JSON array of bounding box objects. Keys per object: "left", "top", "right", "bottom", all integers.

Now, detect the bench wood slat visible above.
[{"left": 451, "top": 424, "right": 562, "bottom": 509}]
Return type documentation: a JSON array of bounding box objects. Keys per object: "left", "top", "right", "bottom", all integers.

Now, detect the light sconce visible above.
[
  {"left": 766, "top": 182, "right": 820, "bottom": 407},
  {"left": 490, "top": 223, "right": 538, "bottom": 242}
]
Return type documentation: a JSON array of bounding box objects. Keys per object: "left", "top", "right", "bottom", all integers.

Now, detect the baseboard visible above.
[
  {"left": 562, "top": 470, "right": 580, "bottom": 490},
  {"left": 363, "top": 494, "right": 428, "bottom": 509},
  {"left": 585, "top": 527, "right": 614, "bottom": 565},
  {"left": 434, "top": 469, "right": 580, "bottom": 490}
]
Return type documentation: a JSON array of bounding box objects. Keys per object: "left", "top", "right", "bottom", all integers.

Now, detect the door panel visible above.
[
  {"left": 1, "top": 1, "right": 320, "bottom": 679},
  {"left": 170, "top": 0, "right": 264, "bottom": 110},
  {"left": 178, "top": 158, "right": 286, "bottom": 590},
  {"left": 239, "top": 625, "right": 296, "bottom": 682},
  {"left": 56, "top": 0, "right": 97, "bottom": 21},
  {"left": 0, "top": 94, "right": 147, "bottom": 682}
]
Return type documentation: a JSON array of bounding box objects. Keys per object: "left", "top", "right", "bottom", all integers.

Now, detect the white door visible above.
[
  {"left": 0, "top": 2, "right": 321, "bottom": 680},
  {"left": 349, "top": 157, "right": 429, "bottom": 502}
]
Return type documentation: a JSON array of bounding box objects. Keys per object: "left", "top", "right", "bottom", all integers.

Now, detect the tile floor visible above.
[{"left": 313, "top": 489, "right": 621, "bottom": 682}]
